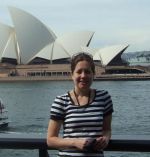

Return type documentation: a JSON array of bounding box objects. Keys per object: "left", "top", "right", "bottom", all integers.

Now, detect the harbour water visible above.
[{"left": 0, "top": 80, "right": 150, "bottom": 157}]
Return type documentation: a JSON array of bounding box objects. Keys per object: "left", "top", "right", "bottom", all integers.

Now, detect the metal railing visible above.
[{"left": 0, "top": 134, "right": 150, "bottom": 157}]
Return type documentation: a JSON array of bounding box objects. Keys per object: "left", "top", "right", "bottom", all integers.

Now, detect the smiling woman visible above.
[
  {"left": 47, "top": 52, "right": 114, "bottom": 157},
  {"left": 71, "top": 53, "right": 95, "bottom": 96}
]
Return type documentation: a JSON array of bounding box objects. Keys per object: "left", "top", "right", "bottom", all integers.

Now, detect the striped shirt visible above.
[{"left": 50, "top": 89, "right": 113, "bottom": 157}]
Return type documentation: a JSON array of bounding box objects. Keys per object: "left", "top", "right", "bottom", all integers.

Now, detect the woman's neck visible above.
[
  {"left": 73, "top": 88, "right": 91, "bottom": 106},
  {"left": 74, "top": 88, "right": 91, "bottom": 96}
]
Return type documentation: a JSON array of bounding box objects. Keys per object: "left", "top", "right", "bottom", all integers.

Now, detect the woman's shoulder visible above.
[
  {"left": 94, "top": 89, "right": 112, "bottom": 100},
  {"left": 95, "top": 89, "right": 109, "bottom": 95},
  {"left": 56, "top": 92, "right": 68, "bottom": 98},
  {"left": 55, "top": 92, "right": 70, "bottom": 101}
]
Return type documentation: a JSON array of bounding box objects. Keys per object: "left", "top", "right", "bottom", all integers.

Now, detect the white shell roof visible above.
[
  {"left": 2, "top": 31, "right": 18, "bottom": 60},
  {"left": 56, "top": 31, "right": 94, "bottom": 56},
  {"left": 30, "top": 31, "right": 94, "bottom": 62},
  {"left": 0, "top": 23, "right": 13, "bottom": 59},
  {"left": 51, "top": 41, "right": 70, "bottom": 60},
  {"left": 28, "top": 43, "right": 53, "bottom": 62},
  {"left": 8, "top": 6, "right": 56, "bottom": 64},
  {"left": 81, "top": 46, "right": 98, "bottom": 56},
  {"left": 94, "top": 44, "right": 129, "bottom": 66}
]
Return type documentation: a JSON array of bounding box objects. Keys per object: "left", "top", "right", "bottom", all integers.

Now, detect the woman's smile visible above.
[{"left": 72, "top": 60, "right": 94, "bottom": 91}]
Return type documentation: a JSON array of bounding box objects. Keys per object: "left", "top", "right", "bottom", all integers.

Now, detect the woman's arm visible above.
[
  {"left": 103, "top": 113, "right": 112, "bottom": 140},
  {"left": 94, "top": 114, "right": 112, "bottom": 150},
  {"left": 47, "top": 119, "right": 87, "bottom": 150}
]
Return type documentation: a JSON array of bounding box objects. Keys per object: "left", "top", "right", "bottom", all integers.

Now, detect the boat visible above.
[{"left": 0, "top": 99, "right": 9, "bottom": 128}]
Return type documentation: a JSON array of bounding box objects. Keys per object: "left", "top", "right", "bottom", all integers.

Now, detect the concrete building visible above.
[{"left": 1, "top": 6, "right": 146, "bottom": 79}]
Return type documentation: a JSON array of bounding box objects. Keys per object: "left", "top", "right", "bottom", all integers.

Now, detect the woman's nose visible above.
[{"left": 81, "top": 71, "right": 86, "bottom": 77}]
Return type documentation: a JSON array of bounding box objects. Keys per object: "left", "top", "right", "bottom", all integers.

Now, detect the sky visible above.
[{"left": 0, "top": 0, "right": 150, "bottom": 53}]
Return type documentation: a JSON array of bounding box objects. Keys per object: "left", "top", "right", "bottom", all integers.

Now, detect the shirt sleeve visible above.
[
  {"left": 103, "top": 91, "right": 114, "bottom": 116},
  {"left": 50, "top": 95, "right": 65, "bottom": 121}
]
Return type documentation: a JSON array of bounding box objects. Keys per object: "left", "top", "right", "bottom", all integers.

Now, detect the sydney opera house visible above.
[{"left": 0, "top": 7, "right": 145, "bottom": 79}]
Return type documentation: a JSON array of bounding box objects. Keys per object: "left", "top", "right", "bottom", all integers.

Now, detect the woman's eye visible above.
[
  {"left": 85, "top": 70, "right": 91, "bottom": 74},
  {"left": 76, "top": 70, "right": 91, "bottom": 74},
  {"left": 77, "top": 71, "right": 82, "bottom": 74}
]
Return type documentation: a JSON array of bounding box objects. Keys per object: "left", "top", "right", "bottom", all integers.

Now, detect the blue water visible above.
[{"left": 0, "top": 80, "right": 150, "bottom": 157}]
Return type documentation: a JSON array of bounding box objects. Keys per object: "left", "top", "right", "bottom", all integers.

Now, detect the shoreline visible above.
[{"left": 0, "top": 74, "right": 150, "bottom": 82}]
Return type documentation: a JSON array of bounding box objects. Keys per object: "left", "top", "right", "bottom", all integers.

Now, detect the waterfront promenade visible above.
[
  {"left": 0, "top": 63, "right": 150, "bottom": 81},
  {"left": 0, "top": 73, "right": 150, "bottom": 82}
]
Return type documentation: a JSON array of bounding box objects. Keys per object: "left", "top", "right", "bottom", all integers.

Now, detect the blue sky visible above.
[{"left": 0, "top": 0, "right": 150, "bottom": 52}]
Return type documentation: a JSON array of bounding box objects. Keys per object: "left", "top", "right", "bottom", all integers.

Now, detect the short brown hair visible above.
[{"left": 71, "top": 52, "right": 95, "bottom": 74}]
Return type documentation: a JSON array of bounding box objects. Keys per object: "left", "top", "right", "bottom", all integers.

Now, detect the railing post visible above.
[{"left": 39, "top": 149, "right": 49, "bottom": 157}]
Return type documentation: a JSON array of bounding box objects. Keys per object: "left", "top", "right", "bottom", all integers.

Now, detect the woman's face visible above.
[{"left": 72, "top": 60, "right": 94, "bottom": 91}]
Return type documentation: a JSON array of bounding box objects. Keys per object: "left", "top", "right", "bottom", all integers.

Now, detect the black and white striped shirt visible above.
[{"left": 50, "top": 89, "right": 113, "bottom": 157}]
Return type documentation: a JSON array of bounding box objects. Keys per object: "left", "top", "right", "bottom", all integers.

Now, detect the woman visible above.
[{"left": 47, "top": 52, "right": 113, "bottom": 156}]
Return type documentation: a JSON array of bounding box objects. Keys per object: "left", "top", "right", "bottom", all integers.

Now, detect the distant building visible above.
[{"left": 0, "top": 6, "right": 129, "bottom": 68}]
